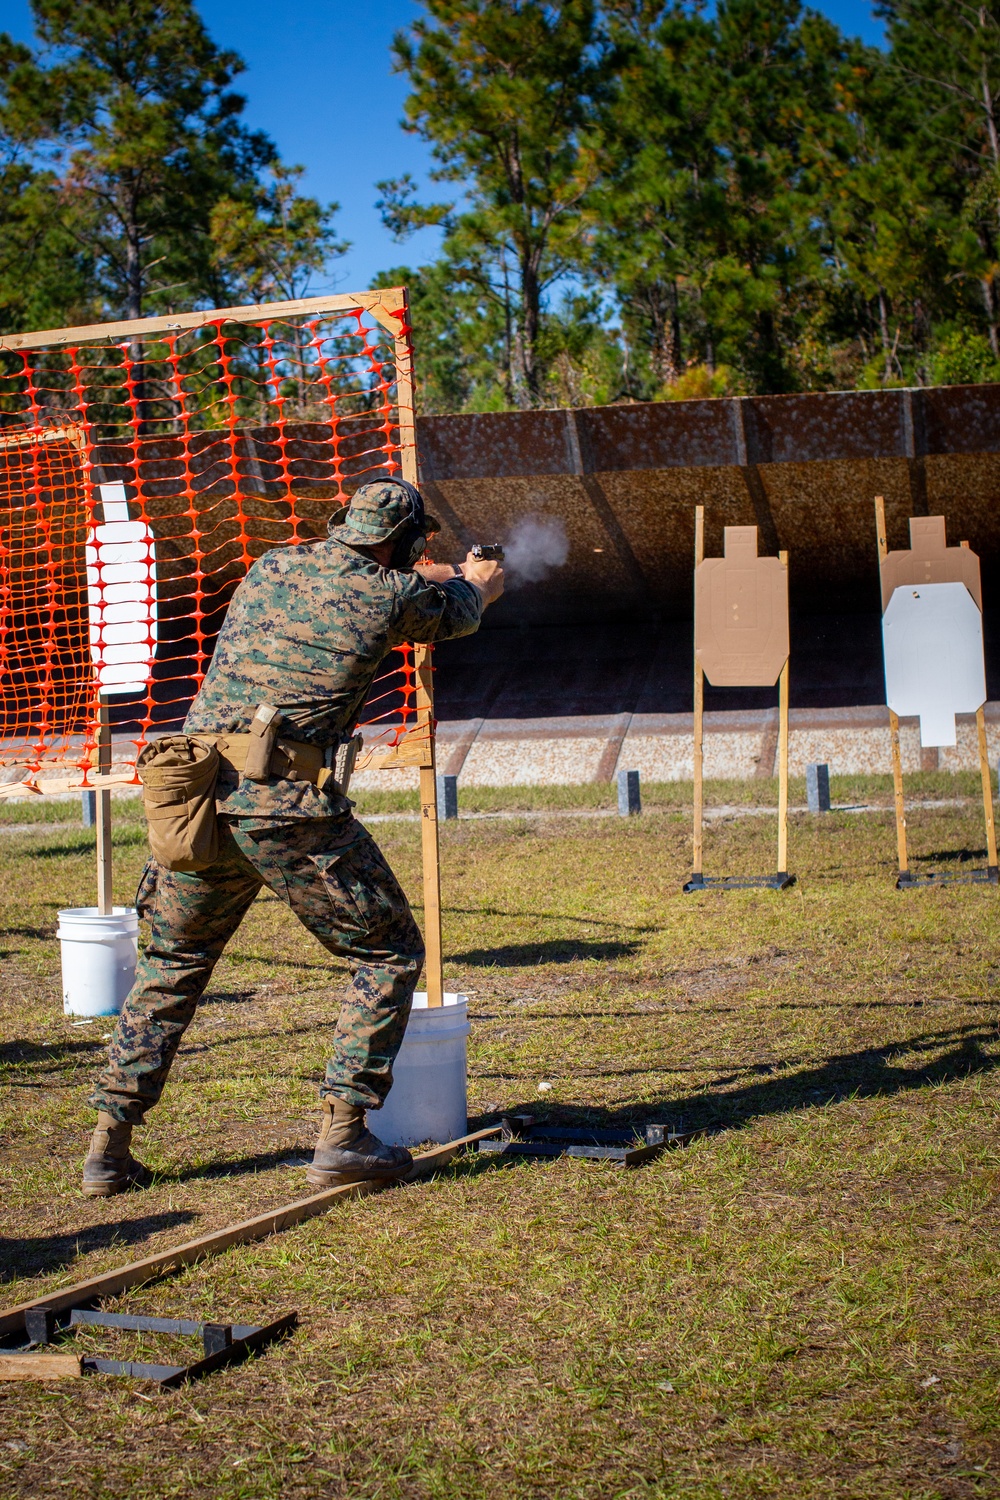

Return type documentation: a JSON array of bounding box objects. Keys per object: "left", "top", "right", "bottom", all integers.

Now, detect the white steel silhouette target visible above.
[
  {"left": 86, "top": 482, "right": 158, "bottom": 697},
  {"left": 882, "top": 582, "right": 985, "bottom": 748}
]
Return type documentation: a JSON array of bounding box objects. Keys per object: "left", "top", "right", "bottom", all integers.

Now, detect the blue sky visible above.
[{"left": 3, "top": 0, "right": 886, "bottom": 296}]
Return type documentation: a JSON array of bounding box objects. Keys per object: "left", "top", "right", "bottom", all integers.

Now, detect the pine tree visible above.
[
  {"left": 0, "top": 0, "right": 274, "bottom": 322},
  {"left": 876, "top": 0, "right": 1000, "bottom": 358},
  {"left": 385, "top": 0, "right": 607, "bottom": 408}
]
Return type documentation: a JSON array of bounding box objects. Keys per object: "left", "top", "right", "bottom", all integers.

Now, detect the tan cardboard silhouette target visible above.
[
  {"left": 879, "top": 515, "right": 982, "bottom": 612},
  {"left": 695, "top": 525, "right": 789, "bottom": 686},
  {"left": 687, "top": 512, "right": 793, "bottom": 894}
]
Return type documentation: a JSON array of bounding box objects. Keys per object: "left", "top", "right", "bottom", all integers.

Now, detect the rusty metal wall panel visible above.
[
  {"left": 574, "top": 401, "right": 737, "bottom": 470},
  {"left": 418, "top": 384, "right": 1000, "bottom": 476},
  {"left": 740, "top": 392, "right": 906, "bottom": 464},
  {"left": 922, "top": 385, "right": 1000, "bottom": 455},
  {"left": 416, "top": 385, "right": 1000, "bottom": 622},
  {"left": 420, "top": 410, "right": 574, "bottom": 479}
]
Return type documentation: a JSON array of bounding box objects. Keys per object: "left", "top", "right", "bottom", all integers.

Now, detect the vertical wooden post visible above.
[
  {"left": 777, "top": 551, "right": 790, "bottom": 877},
  {"left": 692, "top": 506, "right": 705, "bottom": 877},
  {"left": 95, "top": 700, "right": 113, "bottom": 916},
  {"left": 414, "top": 646, "right": 443, "bottom": 1007},
  {"left": 875, "top": 495, "right": 909, "bottom": 877},
  {"left": 975, "top": 706, "right": 998, "bottom": 875},
  {"left": 957, "top": 541, "right": 999, "bottom": 876},
  {"left": 392, "top": 289, "right": 444, "bottom": 1006}
]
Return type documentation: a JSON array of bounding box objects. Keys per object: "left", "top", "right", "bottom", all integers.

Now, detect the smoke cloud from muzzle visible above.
[{"left": 503, "top": 514, "right": 569, "bottom": 586}]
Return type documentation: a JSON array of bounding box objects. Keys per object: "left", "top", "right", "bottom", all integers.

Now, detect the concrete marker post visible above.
[
  {"left": 806, "top": 763, "right": 831, "bottom": 813},
  {"left": 437, "top": 774, "right": 458, "bottom": 820},
  {"left": 617, "top": 768, "right": 641, "bottom": 816}
]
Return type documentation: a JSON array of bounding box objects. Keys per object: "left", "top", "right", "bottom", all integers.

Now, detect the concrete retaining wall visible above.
[{"left": 351, "top": 705, "right": 1000, "bottom": 790}]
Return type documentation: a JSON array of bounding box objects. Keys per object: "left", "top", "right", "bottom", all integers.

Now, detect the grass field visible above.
[{"left": 0, "top": 777, "right": 998, "bottom": 1499}]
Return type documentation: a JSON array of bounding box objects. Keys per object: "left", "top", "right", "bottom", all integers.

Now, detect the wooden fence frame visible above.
[{"left": 0, "top": 288, "right": 445, "bottom": 1003}]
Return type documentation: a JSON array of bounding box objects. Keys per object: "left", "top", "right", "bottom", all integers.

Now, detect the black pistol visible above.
[{"left": 471, "top": 543, "right": 505, "bottom": 562}]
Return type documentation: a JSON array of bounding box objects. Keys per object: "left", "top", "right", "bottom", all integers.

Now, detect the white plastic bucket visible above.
[
  {"left": 57, "top": 907, "right": 139, "bottom": 1018},
  {"left": 375, "top": 992, "right": 470, "bottom": 1146}
]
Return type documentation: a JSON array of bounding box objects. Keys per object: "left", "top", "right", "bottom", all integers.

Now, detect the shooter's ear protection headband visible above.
[
  {"left": 328, "top": 479, "right": 440, "bottom": 569},
  {"left": 388, "top": 479, "right": 434, "bottom": 571}
]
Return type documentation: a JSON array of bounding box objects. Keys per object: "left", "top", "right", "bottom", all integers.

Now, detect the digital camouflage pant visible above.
[{"left": 90, "top": 818, "right": 425, "bottom": 1124}]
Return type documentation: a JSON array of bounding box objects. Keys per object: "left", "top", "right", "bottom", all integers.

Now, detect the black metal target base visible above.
[
  {"left": 19, "top": 1306, "right": 297, "bottom": 1386},
  {"left": 683, "top": 872, "right": 796, "bottom": 894},
  {"left": 896, "top": 865, "right": 999, "bottom": 891}
]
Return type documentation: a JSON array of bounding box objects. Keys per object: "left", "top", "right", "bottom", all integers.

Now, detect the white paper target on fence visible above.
[
  {"left": 86, "top": 483, "right": 158, "bottom": 696},
  {"left": 882, "top": 581, "right": 985, "bottom": 747}
]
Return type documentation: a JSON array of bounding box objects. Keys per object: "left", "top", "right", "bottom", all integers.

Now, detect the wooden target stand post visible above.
[
  {"left": 356, "top": 643, "right": 444, "bottom": 1005},
  {"left": 94, "top": 702, "right": 114, "bottom": 913},
  {"left": 685, "top": 505, "right": 795, "bottom": 893},
  {"left": 353, "top": 292, "right": 444, "bottom": 1006},
  {"left": 874, "top": 495, "right": 997, "bottom": 890}
]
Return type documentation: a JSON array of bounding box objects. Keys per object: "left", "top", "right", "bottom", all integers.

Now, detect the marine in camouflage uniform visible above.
[{"left": 83, "top": 480, "right": 503, "bottom": 1196}]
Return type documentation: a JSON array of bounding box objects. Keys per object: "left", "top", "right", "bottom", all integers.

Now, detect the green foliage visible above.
[
  {"left": 387, "top": 0, "right": 608, "bottom": 409},
  {"left": 929, "top": 328, "right": 1000, "bottom": 386},
  {"left": 874, "top": 1, "right": 1000, "bottom": 359},
  {"left": 661, "top": 363, "right": 741, "bottom": 400},
  {"left": 210, "top": 163, "right": 348, "bottom": 304},
  {"left": 376, "top": 0, "right": 1000, "bottom": 409},
  {"left": 0, "top": 0, "right": 344, "bottom": 328},
  {"left": 372, "top": 259, "right": 512, "bottom": 413},
  {"left": 6, "top": 0, "right": 1000, "bottom": 409}
]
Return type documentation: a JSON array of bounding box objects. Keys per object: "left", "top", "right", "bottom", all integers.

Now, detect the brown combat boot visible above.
[
  {"left": 306, "top": 1098, "right": 412, "bottom": 1189},
  {"left": 82, "top": 1112, "right": 151, "bottom": 1197}
]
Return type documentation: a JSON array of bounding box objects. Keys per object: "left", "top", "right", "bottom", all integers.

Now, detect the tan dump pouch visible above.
[{"left": 136, "top": 736, "right": 221, "bottom": 872}]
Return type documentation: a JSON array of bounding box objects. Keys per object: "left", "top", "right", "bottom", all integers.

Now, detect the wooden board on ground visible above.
[
  {"left": 0, "top": 1352, "right": 83, "bottom": 1380},
  {"left": 0, "top": 1127, "right": 501, "bottom": 1342}
]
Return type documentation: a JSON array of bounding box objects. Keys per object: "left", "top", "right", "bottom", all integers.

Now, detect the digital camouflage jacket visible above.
[{"left": 184, "top": 539, "right": 482, "bottom": 820}]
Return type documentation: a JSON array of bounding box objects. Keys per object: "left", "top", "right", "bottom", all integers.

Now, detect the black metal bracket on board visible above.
[
  {"left": 19, "top": 1306, "right": 297, "bottom": 1386},
  {"left": 683, "top": 872, "right": 796, "bottom": 894},
  {"left": 896, "top": 865, "right": 999, "bottom": 891},
  {"left": 478, "top": 1116, "right": 697, "bottom": 1166}
]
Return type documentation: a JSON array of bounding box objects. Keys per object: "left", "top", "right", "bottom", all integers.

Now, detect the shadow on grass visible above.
[
  {"left": 13, "top": 839, "right": 148, "bottom": 860},
  {"left": 472, "top": 1022, "right": 997, "bottom": 1138},
  {"left": 196, "top": 989, "right": 258, "bottom": 1008},
  {"left": 452, "top": 939, "right": 643, "bottom": 968},
  {"left": 447, "top": 905, "right": 656, "bottom": 931},
  {"left": 0, "top": 1210, "right": 198, "bottom": 1284},
  {"left": 914, "top": 847, "right": 988, "bottom": 863},
  {"left": 1, "top": 1038, "right": 103, "bottom": 1070},
  {"left": 169, "top": 1149, "right": 307, "bottom": 1185}
]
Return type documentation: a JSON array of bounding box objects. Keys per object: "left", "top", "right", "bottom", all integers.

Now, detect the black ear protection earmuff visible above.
[{"left": 388, "top": 480, "right": 430, "bottom": 570}]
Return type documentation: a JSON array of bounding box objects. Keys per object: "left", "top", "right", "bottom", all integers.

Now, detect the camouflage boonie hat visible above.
[{"left": 327, "top": 479, "right": 440, "bottom": 546}]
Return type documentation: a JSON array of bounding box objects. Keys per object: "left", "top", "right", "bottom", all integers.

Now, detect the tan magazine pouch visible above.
[{"left": 136, "top": 736, "right": 221, "bottom": 872}]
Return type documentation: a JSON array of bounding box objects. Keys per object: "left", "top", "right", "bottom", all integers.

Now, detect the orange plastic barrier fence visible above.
[{"left": 0, "top": 291, "right": 430, "bottom": 795}]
